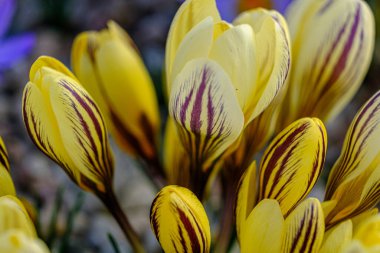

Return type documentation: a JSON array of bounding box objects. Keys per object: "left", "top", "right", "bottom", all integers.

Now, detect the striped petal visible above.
[
  {"left": 235, "top": 161, "right": 257, "bottom": 242},
  {"left": 165, "top": 0, "right": 221, "bottom": 91},
  {"left": 0, "top": 196, "right": 36, "bottom": 237},
  {"left": 150, "top": 185, "right": 210, "bottom": 253},
  {"left": 234, "top": 9, "right": 291, "bottom": 123},
  {"left": 169, "top": 58, "right": 244, "bottom": 171},
  {"left": 279, "top": 0, "right": 375, "bottom": 127},
  {"left": 259, "top": 118, "right": 327, "bottom": 216},
  {"left": 324, "top": 91, "right": 380, "bottom": 226},
  {"left": 72, "top": 21, "right": 160, "bottom": 161},
  {"left": 240, "top": 199, "right": 284, "bottom": 253},
  {"left": 282, "top": 198, "right": 325, "bottom": 253},
  {"left": 0, "top": 137, "right": 15, "bottom": 196},
  {"left": 319, "top": 220, "right": 353, "bottom": 253},
  {"left": 23, "top": 56, "right": 114, "bottom": 194}
]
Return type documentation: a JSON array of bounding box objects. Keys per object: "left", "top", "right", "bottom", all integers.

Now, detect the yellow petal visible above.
[
  {"left": 23, "top": 56, "right": 114, "bottom": 194},
  {"left": 150, "top": 185, "right": 210, "bottom": 253},
  {"left": 165, "top": 0, "right": 221, "bottom": 89},
  {"left": 235, "top": 161, "right": 257, "bottom": 242},
  {"left": 354, "top": 214, "right": 380, "bottom": 248},
  {"left": 282, "top": 198, "right": 325, "bottom": 253},
  {"left": 319, "top": 220, "right": 353, "bottom": 253},
  {"left": 72, "top": 21, "right": 160, "bottom": 160},
  {"left": 259, "top": 118, "right": 327, "bottom": 216},
  {"left": 209, "top": 24, "right": 256, "bottom": 121},
  {"left": 234, "top": 9, "right": 291, "bottom": 123},
  {"left": 326, "top": 91, "right": 380, "bottom": 197},
  {"left": 0, "top": 137, "right": 15, "bottom": 197},
  {"left": 280, "top": 0, "right": 375, "bottom": 126},
  {"left": 168, "top": 17, "right": 215, "bottom": 95},
  {"left": 240, "top": 199, "right": 284, "bottom": 253},
  {"left": 0, "top": 230, "right": 50, "bottom": 253},
  {"left": 169, "top": 58, "right": 244, "bottom": 170},
  {"left": 324, "top": 91, "right": 380, "bottom": 226},
  {"left": 0, "top": 196, "right": 36, "bottom": 237},
  {"left": 163, "top": 117, "right": 190, "bottom": 186}
]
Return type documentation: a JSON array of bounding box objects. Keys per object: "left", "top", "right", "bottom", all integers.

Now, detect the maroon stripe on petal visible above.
[
  {"left": 190, "top": 68, "right": 208, "bottom": 133},
  {"left": 176, "top": 206, "right": 201, "bottom": 253}
]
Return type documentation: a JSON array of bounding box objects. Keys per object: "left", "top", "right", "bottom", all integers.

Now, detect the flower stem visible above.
[{"left": 97, "top": 187, "right": 145, "bottom": 253}]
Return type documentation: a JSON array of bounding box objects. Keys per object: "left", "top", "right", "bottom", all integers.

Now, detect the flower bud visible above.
[
  {"left": 22, "top": 56, "right": 114, "bottom": 194},
  {"left": 150, "top": 185, "right": 211, "bottom": 253}
]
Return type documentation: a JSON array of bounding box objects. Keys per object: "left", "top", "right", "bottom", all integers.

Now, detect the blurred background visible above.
[{"left": 0, "top": 0, "right": 379, "bottom": 252}]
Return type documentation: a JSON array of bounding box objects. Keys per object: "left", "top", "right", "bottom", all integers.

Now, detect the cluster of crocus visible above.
[
  {"left": 17, "top": 0, "right": 380, "bottom": 252},
  {"left": 0, "top": 137, "right": 49, "bottom": 253}
]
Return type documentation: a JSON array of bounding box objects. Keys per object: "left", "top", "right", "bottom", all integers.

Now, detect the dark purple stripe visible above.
[
  {"left": 300, "top": 204, "right": 316, "bottom": 252},
  {"left": 177, "top": 206, "right": 201, "bottom": 253},
  {"left": 190, "top": 68, "right": 208, "bottom": 133},
  {"left": 320, "top": 3, "right": 361, "bottom": 95},
  {"left": 260, "top": 123, "right": 308, "bottom": 199}
]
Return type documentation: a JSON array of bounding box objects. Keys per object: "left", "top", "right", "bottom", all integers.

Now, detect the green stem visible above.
[{"left": 97, "top": 188, "right": 145, "bottom": 253}]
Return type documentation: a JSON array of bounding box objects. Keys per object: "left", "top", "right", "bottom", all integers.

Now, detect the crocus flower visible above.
[
  {"left": 0, "top": 0, "right": 35, "bottom": 75},
  {"left": 72, "top": 21, "right": 161, "bottom": 165},
  {"left": 235, "top": 117, "right": 327, "bottom": 237},
  {"left": 22, "top": 56, "right": 114, "bottom": 195},
  {"left": 22, "top": 56, "right": 145, "bottom": 252},
  {"left": 150, "top": 185, "right": 211, "bottom": 253},
  {"left": 166, "top": 0, "right": 290, "bottom": 196},
  {"left": 278, "top": 0, "right": 375, "bottom": 128},
  {"left": 324, "top": 90, "right": 380, "bottom": 228}
]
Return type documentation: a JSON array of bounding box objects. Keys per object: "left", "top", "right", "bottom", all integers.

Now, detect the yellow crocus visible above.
[
  {"left": 22, "top": 56, "right": 114, "bottom": 194},
  {"left": 324, "top": 90, "right": 380, "bottom": 228},
  {"left": 167, "top": 0, "right": 290, "bottom": 195},
  {"left": 72, "top": 21, "right": 160, "bottom": 162},
  {"left": 0, "top": 137, "right": 16, "bottom": 196},
  {"left": 278, "top": 0, "right": 375, "bottom": 128},
  {"left": 150, "top": 185, "right": 211, "bottom": 253}
]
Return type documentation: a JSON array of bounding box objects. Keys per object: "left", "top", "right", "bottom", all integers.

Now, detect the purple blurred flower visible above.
[
  {"left": 216, "top": 0, "right": 294, "bottom": 21},
  {"left": 0, "top": 0, "right": 35, "bottom": 71},
  {"left": 272, "top": 0, "right": 293, "bottom": 14}
]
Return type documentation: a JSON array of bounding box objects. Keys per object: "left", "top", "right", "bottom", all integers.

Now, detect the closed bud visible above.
[
  {"left": 279, "top": 0, "right": 375, "bottom": 127},
  {"left": 72, "top": 21, "right": 160, "bottom": 161},
  {"left": 150, "top": 185, "right": 211, "bottom": 253},
  {"left": 22, "top": 56, "right": 114, "bottom": 194}
]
